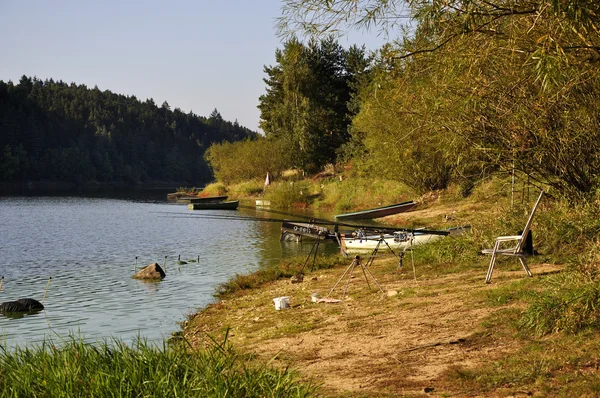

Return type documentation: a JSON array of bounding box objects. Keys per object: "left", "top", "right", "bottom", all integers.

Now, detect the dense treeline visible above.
[{"left": 0, "top": 76, "right": 256, "bottom": 185}]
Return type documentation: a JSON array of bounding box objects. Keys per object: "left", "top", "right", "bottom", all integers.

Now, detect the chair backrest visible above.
[{"left": 515, "top": 190, "right": 544, "bottom": 253}]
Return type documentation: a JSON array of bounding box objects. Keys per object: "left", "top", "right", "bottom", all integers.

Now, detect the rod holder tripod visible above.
[
  {"left": 327, "top": 255, "right": 384, "bottom": 301},
  {"left": 297, "top": 231, "right": 324, "bottom": 278},
  {"left": 360, "top": 232, "right": 411, "bottom": 273}
]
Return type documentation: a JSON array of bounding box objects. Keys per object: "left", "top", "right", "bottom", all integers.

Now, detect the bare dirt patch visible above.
[{"left": 184, "top": 261, "right": 562, "bottom": 397}]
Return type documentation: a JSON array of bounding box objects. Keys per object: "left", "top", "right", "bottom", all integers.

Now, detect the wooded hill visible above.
[{"left": 0, "top": 76, "right": 256, "bottom": 186}]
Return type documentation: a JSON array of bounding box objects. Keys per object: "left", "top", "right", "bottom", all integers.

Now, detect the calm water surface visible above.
[{"left": 0, "top": 191, "right": 336, "bottom": 348}]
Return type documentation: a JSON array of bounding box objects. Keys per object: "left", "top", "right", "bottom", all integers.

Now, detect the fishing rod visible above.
[
  {"left": 156, "top": 212, "right": 452, "bottom": 236},
  {"left": 235, "top": 204, "right": 450, "bottom": 234},
  {"left": 237, "top": 204, "right": 334, "bottom": 225}
]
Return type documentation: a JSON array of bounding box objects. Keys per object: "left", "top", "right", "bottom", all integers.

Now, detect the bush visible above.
[
  {"left": 205, "top": 138, "right": 293, "bottom": 184},
  {"left": 201, "top": 182, "right": 228, "bottom": 196}
]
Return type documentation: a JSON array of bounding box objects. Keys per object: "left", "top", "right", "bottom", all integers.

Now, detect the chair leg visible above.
[
  {"left": 518, "top": 257, "right": 532, "bottom": 277},
  {"left": 485, "top": 242, "right": 500, "bottom": 284}
]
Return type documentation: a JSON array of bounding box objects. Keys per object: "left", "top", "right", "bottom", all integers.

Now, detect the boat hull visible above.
[
  {"left": 188, "top": 195, "right": 228, "bottom": 204},
  {"left": 334, "top": 201, "right": 417, "bottom": 220},
  {"left": 341, "top": 232, "right": 443, "bottom": 252},
  {"left": 188, "top": 200, "right": 239, "bottom": 210},
  {"left": 280, "top": 221, "right": 330, "bottom": 241}
]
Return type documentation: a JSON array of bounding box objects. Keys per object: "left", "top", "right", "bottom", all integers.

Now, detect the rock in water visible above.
[
  {"left": 0, "top": 298, "right": 44, "bottom": 313},
  {"left": 16, "top": 298, "right": 44, "bottom": 310},
  {"left": 132, "top": 263, "right": 166, "bottom": 280}
]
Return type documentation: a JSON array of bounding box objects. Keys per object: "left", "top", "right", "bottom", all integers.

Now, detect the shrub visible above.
[
  {"left": 201, "top": 182, "right": 227, "bottom": 196},
  {"left": 205, "top": 138, "right": 293, "bottom": 184}
]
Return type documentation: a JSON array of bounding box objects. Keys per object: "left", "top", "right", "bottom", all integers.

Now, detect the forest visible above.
[
  {"left": 209, "top": 0, "right": 600, "bottom": 203},
  {"left": 0, "top": 76, "right": 256, "bottom": 186}
]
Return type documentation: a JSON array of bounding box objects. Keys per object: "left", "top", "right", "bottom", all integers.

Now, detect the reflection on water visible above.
[{"left": 0, "top": 193, "right": 338, "bottom": 348}]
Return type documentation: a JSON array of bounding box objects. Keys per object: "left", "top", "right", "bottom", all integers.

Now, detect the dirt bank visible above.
[{"left": 184, "top": 254, "right": 563, "bottom": 397}]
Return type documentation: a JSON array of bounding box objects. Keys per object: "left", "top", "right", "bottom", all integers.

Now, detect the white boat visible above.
[
  {"left": 340, "top": 231, "right": 444, "bottom": 253},
  {"left": 340, "top": 226, "right": 470, "bottom": 253}
]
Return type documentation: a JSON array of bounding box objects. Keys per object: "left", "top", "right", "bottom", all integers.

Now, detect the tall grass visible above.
[
  {"left": 201, "top": 182, "right": 228, "bottom": 196},
  {"left": 318, "top": 178, "right": 414, "bottom": 212},
  {"left": 0, "top": 334, "right": 316, "bottom": 397},
  {"left": 228, "top": 179, "right": 265, "bottom": 197},
  {"left": 411, "top": 231, "right": 482, "bottom": 275},
  {"left": 263, "top": 181, "right": 315, "bottom": 208},
  {"left": 519, "top": 270, "right": 600, "bottom": 336}
]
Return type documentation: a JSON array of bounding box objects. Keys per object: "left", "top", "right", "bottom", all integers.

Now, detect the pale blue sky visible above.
[{"left": 0, "top": 1, "right": 387, "bottom": 132}]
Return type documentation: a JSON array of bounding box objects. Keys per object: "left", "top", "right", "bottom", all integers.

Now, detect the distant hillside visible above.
[{"left": 0, "top": 75, "right": 257, "bottom": 186}]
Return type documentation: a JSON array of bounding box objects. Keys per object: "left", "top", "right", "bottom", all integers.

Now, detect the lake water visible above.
[{"left": 0, "top": 191, "right": 337, "bottom": 348}]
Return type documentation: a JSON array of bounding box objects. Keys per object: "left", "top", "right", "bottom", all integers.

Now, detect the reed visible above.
[{"left": 0, "top": 334, "right": 316, "bottom": 397}]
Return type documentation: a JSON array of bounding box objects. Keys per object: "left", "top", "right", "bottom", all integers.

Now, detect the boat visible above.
[
  {"left": 188, "top": 200, "right": 239, "bottom": 210},
  {"left": 340, "top": 225, "right": 470, "bottom": 253},
  {"left": 334, "top": 201, "right": 417, "bottom": 220},
  {"left": 177, "top": 195, "right": 228, "bottom": 204},
  {"left": 280, "top": 221, "right": 332, "bottom": 241},
  {"left": 167, "top": 193, "right": 197, "bottom": 202},
  {"left": 340, "top": 230, "right": 445, "bottom": 253},
  {"left": 188, "top": 195, "right": 228, "bottom": 204}
]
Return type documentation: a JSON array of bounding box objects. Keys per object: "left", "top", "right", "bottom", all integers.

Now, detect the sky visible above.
[{"left": 0, "top": 1, "right": 388, "bottom": 133}]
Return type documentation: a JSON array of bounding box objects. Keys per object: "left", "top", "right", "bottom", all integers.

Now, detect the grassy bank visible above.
[{"left": 180, "top": 176, "right": 600, "bottom": 396}]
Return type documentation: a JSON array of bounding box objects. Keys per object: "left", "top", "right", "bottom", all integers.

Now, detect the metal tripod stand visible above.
[
  {"left": 294, "top": 231, "right": 325, "bottom": 283},
  {"left": 327, "top": 255, "right": 384, "bottom": 301},
  {"left": 362, "top": 233, "right": 407, "bottom": 270}
]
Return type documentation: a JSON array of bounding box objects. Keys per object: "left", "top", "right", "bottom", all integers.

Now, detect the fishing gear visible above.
[{"left": 153, "top": 210, "right": 452, "bottom": 236}]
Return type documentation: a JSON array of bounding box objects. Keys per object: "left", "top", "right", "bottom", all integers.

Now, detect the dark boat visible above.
[
  {"left": 334, "top": 201, "right": 417, "bottom": 220},
  {"left": 188, "top": 200, "right": 239, "bottom": 210},
  {"left": 280, "top": 221, "right": 332, "bottom": 241},
  {"left": 188, "top": 195, "right": 228, "bottom": 203},
  {"left": 175, "top": 195, "right": 228, "bottom": 204}
]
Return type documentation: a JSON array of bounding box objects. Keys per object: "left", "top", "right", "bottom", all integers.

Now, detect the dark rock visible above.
[
  {"left": 16, "top": 298, "right": 44, "bottom": 310},
  {"left": 132, "top": 263, "right": 166, "bottom": 280},
  {"left": 0, "top": 298, "right": 44, "bottom": 313}
]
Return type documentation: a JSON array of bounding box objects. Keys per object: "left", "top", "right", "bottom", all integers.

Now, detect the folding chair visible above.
[{"left": 482, "top": 191, "right": 544, "bottom": 283}]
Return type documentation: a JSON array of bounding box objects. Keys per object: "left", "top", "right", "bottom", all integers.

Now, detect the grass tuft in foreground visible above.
[{"left": 0, "top": 333, "right": 316, "bottom": 398}]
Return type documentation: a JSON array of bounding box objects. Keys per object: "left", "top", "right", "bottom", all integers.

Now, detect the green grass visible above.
[
  {"left": 227, "top": 179, "right": 265, "bottom": 197},
  {"left": 519, "top": 272, "right": 600, "bottom": 336},
  {"left": 201, "top": 182, "right": 228, "bottom": 196},
  {"left": 448, "top": 331, "right": 600, "bottom": 397},
  {"left": 263, "top": 180, "right": 316, "bottom": 208},
  {"left": 216, "top": 255, "right": 347, "bottom": 298},
  {"left": 317, "top": 178, "right": 414, "bottom": 212},
  {"left": 0, "top": 333, "right": 317, "bottom": 398}
]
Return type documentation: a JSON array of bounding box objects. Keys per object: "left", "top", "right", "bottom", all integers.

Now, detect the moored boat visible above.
[
  {"left": 280, "top": 221, "right": 332, "bottom": 241},
  {"left": 340, "top": 230, "right": 445, "bottom": 253},
  {"left": 340, "top": 225, "right": 470, "bottom": 253},
  {"left": 188, "top": 195, "right": 228, "bottom": 204},
  {"left": 188, "top": 200, "right": 239, "bottom": 210},
  {"left": 334, "top": 201, "right": 417, "bottom": 220}
]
